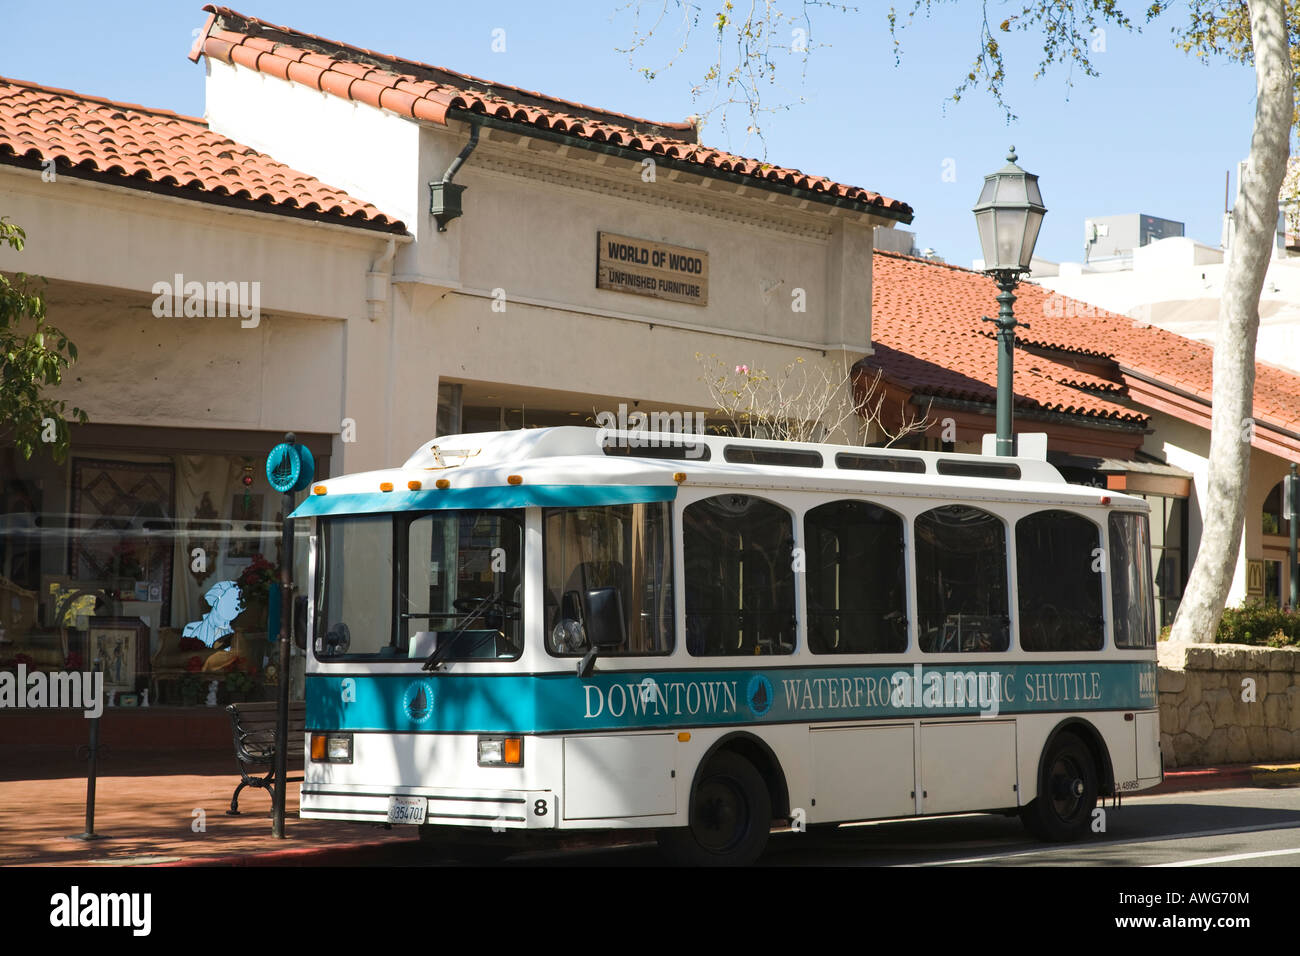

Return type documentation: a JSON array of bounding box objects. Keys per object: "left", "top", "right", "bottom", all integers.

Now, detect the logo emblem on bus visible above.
[
  {"left": 403, "top": 680, "right": 435, "bottom": 723},
  {"left": 746, "top": 675, "right": 774, "bottom": 718}
]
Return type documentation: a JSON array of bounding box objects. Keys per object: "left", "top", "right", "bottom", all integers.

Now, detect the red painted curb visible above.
[{"left": 1147, "top": 765, "right": 1267, "bottom": 795}]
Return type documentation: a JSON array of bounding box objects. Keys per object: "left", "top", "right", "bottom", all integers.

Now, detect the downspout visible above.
[
  {"left": 366, "top": 237, "right": 397, "bottom": 321},
  {"left": 429, "top": 122, "right": 480, "bottom": 232}
]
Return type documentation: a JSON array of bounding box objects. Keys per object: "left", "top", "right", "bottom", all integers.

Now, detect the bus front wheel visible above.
[
  {"left": 1021, "top": 733, "right": 1098, "bottom": 842},
  {"left": 658, "top": 751, "right": 771, "bottom": 866}
]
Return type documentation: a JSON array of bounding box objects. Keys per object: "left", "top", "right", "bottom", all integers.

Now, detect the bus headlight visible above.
[{"left": 478, "top": 736, "right": 523, "bottom": 767}]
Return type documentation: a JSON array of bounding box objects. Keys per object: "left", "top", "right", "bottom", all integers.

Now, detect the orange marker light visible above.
[
  {"left": 503, "top": 737, "right": 523, "bottom": 765},
  {"left": 435, "top": 478, "right": 450, "bottom": 490},
  {"left": 380, "top": 482, "right": 394, "bottom": 492},
  {"left": 407, "top": 480, "right": 422, "bottom": 491},
  {"left": 674, "top": 472, "right": 687, "bottom": 483},
  {"left": 507, "top": 475, "right": 523, "bottom": 485},
  {"left": 677, "top": 732, "right": 691, "bottom": 743},
  {"left": 310, "top": 734, "right": 327, "bottom": 761},
  {"left": 313, "top": 485, "right": 327, "bottom": 496}
]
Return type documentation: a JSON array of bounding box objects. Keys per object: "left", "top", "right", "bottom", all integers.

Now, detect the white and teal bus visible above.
[{"left": 296, "top": 427, "right": 1161, "bottom": 865}]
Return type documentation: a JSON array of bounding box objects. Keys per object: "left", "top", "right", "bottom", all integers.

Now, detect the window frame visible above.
[
  {"left": 1014, "top": 509, "right": 1105, "bottom": 653},
  {"left": 540, "top": 501, "right": 676, "bottom": 659},
  {"left": 803, "top": 498, "right": 910, "bottom": 655},
  {"left": 313, "top": 508, "right": 526, "bottom": 664},
  {"left": 681, "top": 492, "right": 799, "bottom": 658},
  {"left": 913, "top": 504, "right": 1012, "bottom": 654}
]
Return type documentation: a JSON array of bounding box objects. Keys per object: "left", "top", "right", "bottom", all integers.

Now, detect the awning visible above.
[
  {"left": 1051, "top": 452, "right": 1192, "bottom": 497},
  {"left": 290, "top": 483, "right": 677, "bottom": 518}
]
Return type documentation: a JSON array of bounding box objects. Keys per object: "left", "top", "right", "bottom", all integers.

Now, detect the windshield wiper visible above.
[{"left": 422, "top": 595, "right": 505, "bottom": 672}]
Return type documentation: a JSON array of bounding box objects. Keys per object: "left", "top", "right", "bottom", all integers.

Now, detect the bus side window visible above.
[
  {"left": 1016, "top": 510, "right": 1104, "bottom": 652},
  {"left": 805, "top": 500, "right": 907, "bottom": 653},
  {"left": 1109, "top": 511, "right": 1156, "bottom": 649},
  {"left": 914, "top": 505, "right": 1009, "bottom": 653},
  {"left": 683, "top": 495, "right": 796, "bottom": 656}
]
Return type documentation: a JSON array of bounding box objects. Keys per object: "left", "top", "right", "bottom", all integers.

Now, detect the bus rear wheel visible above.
[
  {"left": 1021, "top": 733, "right": 1098, "bottom": 842},
  {"left": 658, "top": 751, "right": 771, "bottom": 866}
]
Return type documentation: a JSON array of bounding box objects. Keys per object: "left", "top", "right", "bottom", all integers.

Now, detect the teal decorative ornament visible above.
[
  {"left": 266, "top": 439, "right": 315, "bottom": 494},
  {"left": 292, "top": 444, "right": 315, "bottom": 492}
]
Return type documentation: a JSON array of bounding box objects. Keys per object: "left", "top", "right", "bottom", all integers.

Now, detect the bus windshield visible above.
[{"left": 314, "top": 509, "right": 523, "bottom": 662}]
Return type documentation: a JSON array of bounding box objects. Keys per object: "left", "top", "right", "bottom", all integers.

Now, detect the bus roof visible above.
[{"left": 293, "top": 427, "right": 1147, "bottom": 517}]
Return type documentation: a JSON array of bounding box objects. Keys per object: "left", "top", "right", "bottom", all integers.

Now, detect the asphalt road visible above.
[{"left": 480, "top": 786, "right": 1300, "bottom": 867}]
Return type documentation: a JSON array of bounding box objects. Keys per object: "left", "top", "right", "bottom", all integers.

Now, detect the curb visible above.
[{"left": 1148, "top": 763, "right": 1300, "bottom": 795}]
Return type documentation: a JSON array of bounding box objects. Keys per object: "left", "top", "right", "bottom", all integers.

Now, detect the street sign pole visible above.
[
  {"left": 272, "top": 478, "right": 294, "bottom": 838},
  {"left": 266, "top": 431, "right": 312, "bottom": 838}
]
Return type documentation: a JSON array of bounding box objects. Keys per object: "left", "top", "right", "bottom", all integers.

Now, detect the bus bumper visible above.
[{"left": 300, "top": 786, "right": 557, "bottom": 829}]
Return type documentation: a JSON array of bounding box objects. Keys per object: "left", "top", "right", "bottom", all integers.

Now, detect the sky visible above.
[{"left": 0, "top": 1, "right": 1262, "bottom": 266}]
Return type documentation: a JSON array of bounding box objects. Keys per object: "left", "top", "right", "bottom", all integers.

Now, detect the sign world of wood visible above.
[{"left": 596, "top": 232, "right": 709, "bottom": 306}]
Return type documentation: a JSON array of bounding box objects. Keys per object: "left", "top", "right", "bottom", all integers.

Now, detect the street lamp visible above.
[{"left": 973, "top": 146, "right": 1047, "bottom": 456}]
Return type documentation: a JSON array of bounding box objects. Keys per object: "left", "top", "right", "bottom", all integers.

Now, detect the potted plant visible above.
[
  {"left": 178, "top": 671, "right": 203, "bottom": 706},
  {"left": 236, "top": 554, "right": 279, "bottom": 631},
  {"left": 225, "top": 668, "right": 254, "bottom": 703}
]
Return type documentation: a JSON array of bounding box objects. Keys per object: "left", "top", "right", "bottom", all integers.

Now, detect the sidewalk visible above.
[
  {"left": 0, "top": 749, "right": 425, "bottom": 867},
  {"left": 1, "top": 754, "right": 1296, "bottom": 866}
]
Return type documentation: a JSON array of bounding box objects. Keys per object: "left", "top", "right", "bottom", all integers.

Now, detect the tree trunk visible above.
[{"left": 1169, "top": 0, "right": 1293, "bottom": 643}]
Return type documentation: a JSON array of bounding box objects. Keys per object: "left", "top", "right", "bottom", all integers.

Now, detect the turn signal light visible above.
[
  {"left": 436, "top": 478, "right": 450, "bottom": 489},
  {"left": 311, "top": 733, "right": 354, "bottom": 763},
  {"left": 407, "top": 480, "right": 422, "bottom": 490},
  {"left": 313, "top": 485, "right": 327, "bottom": 495},
  {"left": 507, "top": 475, "right": 523, "bottom": 485}
]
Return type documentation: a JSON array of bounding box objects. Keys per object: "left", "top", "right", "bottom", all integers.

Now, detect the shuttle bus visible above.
[{"left": 296, "top": 426, "right": 1161, "bottom": 865}]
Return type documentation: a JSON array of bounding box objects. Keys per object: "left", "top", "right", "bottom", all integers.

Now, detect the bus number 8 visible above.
[{"left": 534, "top": 799, "right": 548, "bottom": 817}]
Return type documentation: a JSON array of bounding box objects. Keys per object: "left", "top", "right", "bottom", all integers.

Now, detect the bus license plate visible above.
[{"left": 386, "top": 796, "right": 427, "bottom": 824}]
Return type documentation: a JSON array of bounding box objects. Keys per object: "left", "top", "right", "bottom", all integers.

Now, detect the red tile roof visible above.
[
  {"left": 0, "top": 75, "right": 405, "bottom": 233},
  {"left": 191, "top": 6, "right": 912, "bottom": 222},
  {"left": 870, "top": 251, "right": 1145, "bottom": 425},
  {"left": 869, "top": 250, "right": 1300, "bottom": 439}
]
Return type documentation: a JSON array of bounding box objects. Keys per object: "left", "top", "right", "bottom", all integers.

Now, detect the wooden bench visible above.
[{"left": 225, "top": 700, "right": 306, "bottom": 815}]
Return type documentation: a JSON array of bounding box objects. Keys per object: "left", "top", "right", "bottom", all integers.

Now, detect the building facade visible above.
[{"left": 0, "top": 7, "right": 911, "bottom": 705}]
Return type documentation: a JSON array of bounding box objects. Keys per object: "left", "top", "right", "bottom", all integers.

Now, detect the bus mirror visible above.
[
  {"left": 294, "top": 595, "right": 309, "bottom": 650},
  {"left": 583, "top": 587, "right": 626, "bottom": 649}
]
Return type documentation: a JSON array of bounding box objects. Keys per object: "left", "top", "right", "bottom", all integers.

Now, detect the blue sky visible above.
[{"left": 0, "top": 1, "right": 1260, "bottom": 266}]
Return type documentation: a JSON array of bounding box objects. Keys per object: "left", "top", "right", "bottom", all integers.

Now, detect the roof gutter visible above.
[
  {"left": 448, "top": 108, "right": 913, "bottom": 225},
  {"left": 908, "top": 393, "right": 1150, "bottom": 433}
]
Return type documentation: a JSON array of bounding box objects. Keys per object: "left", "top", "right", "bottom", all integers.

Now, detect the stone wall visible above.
[{"left": 1158, "top": 642, "right": 1300, "bottom": 768}]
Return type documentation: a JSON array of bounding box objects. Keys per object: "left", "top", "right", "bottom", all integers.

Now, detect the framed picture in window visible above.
[
  {"left": 229, "top": 494, "right": 266, "bottom": 557},
  {"left": 88, "top": 617, "right": 148, "bottom": 693}
]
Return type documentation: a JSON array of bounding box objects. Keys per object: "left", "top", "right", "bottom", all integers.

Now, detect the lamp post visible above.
[{"left": 973, "top": 147, "right": 1047, "bottom": 456}]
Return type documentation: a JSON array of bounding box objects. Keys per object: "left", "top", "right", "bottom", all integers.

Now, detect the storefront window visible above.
[{"left": 0, "top": 446, "right": 317, "bottom": 706}]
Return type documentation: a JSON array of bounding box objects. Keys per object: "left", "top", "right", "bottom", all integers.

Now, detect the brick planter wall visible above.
[{"left": 1158, "top": 642, "right": 1300, "bottom": 768}]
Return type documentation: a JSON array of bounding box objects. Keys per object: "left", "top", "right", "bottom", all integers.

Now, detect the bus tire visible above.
[
  {"left": 1021, "top": 732, "right": 1098, "bottom": 842},
  {"left": 657, "top": 751, "right": 771, "bottom": 866}
]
